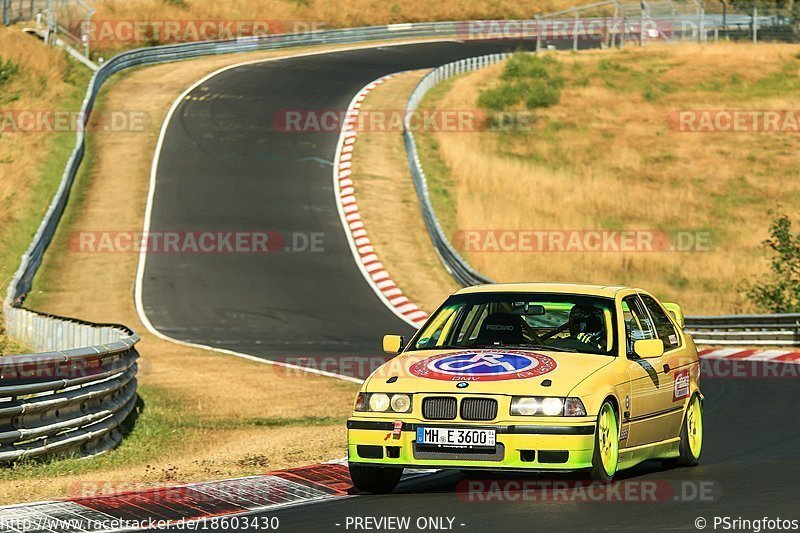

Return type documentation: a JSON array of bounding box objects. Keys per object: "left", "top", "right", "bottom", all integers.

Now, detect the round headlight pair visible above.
[
  {"left": 367, "top": 393, "right": 411, "bottom": 413},
  {"left": 511, "top": 396, "right": 575, "bottom": 416}
]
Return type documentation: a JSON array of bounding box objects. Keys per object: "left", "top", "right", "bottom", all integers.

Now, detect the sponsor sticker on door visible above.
[{"left": 673, "top": 369, "right": 690, "bottom": 401}]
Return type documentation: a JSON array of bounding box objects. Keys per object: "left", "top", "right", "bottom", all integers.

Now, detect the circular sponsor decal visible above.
[{"left": 409, "top": 350, "right": 557, "bottom": 382}]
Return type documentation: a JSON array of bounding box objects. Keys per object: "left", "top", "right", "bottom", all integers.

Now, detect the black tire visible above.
[
  {"left": 590, "top": 401, "right": 619, "bottom": 484},
  {"left": 348, "top": 463, "right": 403, "bottom": 494},
  {"left": 662, "top": 394, "right": 703, "bottom": 469},
  {"left": 676, "top": 394, "right": 703, "bottom": 467}
]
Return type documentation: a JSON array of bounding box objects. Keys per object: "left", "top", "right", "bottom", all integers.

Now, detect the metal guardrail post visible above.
[
  {"left": 573, "top": 10, "right": 580, "bottom": 51},
  {"left": 535, "top": 15, "right": 543, "bottom": 52},
  {"left": 2, "top": 0, "right": 9, "bottom": 26},
  {"left": 753, "top": 4, "right": 759, "bottom": 43}
]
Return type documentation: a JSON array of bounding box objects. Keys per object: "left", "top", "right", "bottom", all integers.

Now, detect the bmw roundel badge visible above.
[{"left": 457, "top": 382, "right": 469, "bottom": 388}]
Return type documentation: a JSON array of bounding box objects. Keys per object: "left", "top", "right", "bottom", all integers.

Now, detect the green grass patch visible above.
[
  {"left": 414, "top": 78, "right": 461, "bottom": 242},
  {"left": 0, "top": 385, "right": 185, "bottom": 481},
  {"left": 182, "top": 415, "right": 347, "bottom": 431},
  {"left": 0, "top": 57, "right": 19, "bottom": 86},
  {"left": 478, "top": 53, "right": 564, "bottom": 111}
]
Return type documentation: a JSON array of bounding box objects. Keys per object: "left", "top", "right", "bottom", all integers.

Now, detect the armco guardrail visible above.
[
  {"left": 684, "top": 314, "right": 800, "bottom": 346},
  {"left": 403, "top": 54, "right": 800, "bottom": 347},
  {"left": 403, "top": 54, "right": 505, "bottom": 287},
  {"left": 0, "top": 307, "right": 139, "bottom": 462}
]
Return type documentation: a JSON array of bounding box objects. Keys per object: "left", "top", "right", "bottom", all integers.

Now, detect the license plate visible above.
[{"left": 416, "top": 427, "right": 496, "bottom": 448}]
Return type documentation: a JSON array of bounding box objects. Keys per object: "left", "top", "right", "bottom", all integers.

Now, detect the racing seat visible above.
[{"left": 474, "top": 313, "right": 525, "bottom": 346}]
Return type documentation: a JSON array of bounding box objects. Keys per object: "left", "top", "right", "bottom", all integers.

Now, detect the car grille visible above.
[
  {"left": 460, "top": 398, "right": 498, "bottom": 421},
  {"left": 414, "top": 443, "right": 505, "bottom": 462},
  {"left": 422, "top": 396, "right": 457, "bottom": 420}
]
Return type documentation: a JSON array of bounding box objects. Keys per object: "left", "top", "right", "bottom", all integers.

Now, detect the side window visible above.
[
  {"left": 640, "top": 295, "right": 681, "bottom": 350},
  {"left": 622, "top": 296, "right": 656, "bottom": 356}
]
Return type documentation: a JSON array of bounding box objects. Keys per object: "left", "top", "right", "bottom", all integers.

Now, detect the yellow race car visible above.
[{"left": 347, "top": 283, "right": 703, "bottom": 493}]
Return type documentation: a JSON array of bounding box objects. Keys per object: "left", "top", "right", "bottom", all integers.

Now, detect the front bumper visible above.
[{"left": 347, "top": 418, "right": 596, "bottom": 470}]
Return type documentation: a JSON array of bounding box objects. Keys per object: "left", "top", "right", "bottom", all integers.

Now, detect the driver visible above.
[{"left": 568, "top": 305, "right": 606, "bottom": 349}]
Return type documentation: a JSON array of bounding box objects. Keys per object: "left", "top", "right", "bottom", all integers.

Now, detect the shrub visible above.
[
  {"left": 0, "top": 58, "right": 19, "bottom": 86},
  {"left": 478, "top": 53, "right": 564, "bottom": 113},
  {"left": 747, "top": 213, "right": 800, "bottom": 313}
]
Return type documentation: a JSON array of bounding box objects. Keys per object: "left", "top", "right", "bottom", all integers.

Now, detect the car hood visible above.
[{"left": 364, "top": 348, "right": 614, "bottom": 397}]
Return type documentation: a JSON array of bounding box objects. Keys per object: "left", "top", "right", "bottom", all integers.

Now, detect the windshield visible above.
[{"left": 408, "top": 292, "right": 618, "bottom": 356}]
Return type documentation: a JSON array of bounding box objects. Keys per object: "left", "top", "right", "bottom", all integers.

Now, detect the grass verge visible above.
[{"left": 350, "top": 71, "right": 460, "bottom": 313}]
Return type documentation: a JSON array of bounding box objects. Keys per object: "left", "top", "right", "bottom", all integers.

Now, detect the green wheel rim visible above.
[
  {"left": 686, "top": 395, "right": 703, "bottom": 459},
  {"left": 598, "top": 403, "right": 619, "bottom": 476}
]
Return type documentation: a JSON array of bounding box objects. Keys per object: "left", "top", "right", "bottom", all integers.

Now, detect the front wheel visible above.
[
  {"left": 348, "top": 463, "right": 403, "bottom": 494},
  {"left": 590, "top": 401, "right": 619, "bottom": 483}
]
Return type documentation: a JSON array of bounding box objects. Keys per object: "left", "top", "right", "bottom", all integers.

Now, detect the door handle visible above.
[{"left": 663, "top": 364, "right": 671, "bottom": 374}]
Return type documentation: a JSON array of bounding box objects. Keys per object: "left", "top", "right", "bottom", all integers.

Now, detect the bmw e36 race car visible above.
[{"left": 347, "top": 283, "right": 703, "bottom": 493}]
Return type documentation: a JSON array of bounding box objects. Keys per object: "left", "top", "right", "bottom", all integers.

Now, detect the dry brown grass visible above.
[
  {"left": 85, "top": 0, "right": 587, "bottom": 54},
  {"left": 350, "top": 72, "right": 460, "bottom": 313},
  {"left": 417, "top": 42, "right": 800, "bottom": 314},
  {"left": 0, "top": 27, "right": 92, "bottom": 353}
]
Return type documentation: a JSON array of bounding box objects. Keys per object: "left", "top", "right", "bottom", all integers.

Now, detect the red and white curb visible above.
[
  {"left": 699, "top": 347, "right": 800, "bottom": 363},
  {"left": 0, "top": 460, "right": 435, "bottom": 532},
  {"left": 333, "top": 74, "right": 429, "bottom": 329}
]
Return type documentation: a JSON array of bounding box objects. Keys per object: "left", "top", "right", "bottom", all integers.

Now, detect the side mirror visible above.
[
  {"left": 663, "top": 302, "right": 685, "bottom": 328},
  {"left": 634, "top": 338, "right": 664, "bottom": 359},
  {"left": 382, "top": 334, "right": 404, "bottom": 355}
]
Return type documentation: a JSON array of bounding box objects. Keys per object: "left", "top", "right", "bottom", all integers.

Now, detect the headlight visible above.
[
  {"left": 369, "top": 393, "right": 390, "bottom": 412},
  {"left": 510, "top": 396, "right": 586, "bottom": 417},
  {"left": 511, "top": 397, "right": 539, "bottom": 416},
  {"left": 355, "top": 393, "right": 413, "bottom": 413},
  {"left": 390, "top": 394, "right": 412, "bottom": 413},
  {"left": 541, "top": 397, "right": 564, "bottom": 416}
]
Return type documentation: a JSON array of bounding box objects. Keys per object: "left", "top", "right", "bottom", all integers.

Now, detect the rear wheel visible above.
[
  {"left": 348, "top": 463, "right": 403, "bottom": 494},
  {"left": 677, "top": 394, "right": 703, "bottom": 466},
  {"left": 590, "top": 401, "right": 619, "bottom": 483}
]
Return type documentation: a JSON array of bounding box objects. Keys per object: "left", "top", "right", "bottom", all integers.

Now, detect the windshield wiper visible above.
[
  {"left": 412, "top": 344, "right": 465, "bottom": 351},
  {"left": 497, "top": 343, "right": 578, "bottom": 353}
]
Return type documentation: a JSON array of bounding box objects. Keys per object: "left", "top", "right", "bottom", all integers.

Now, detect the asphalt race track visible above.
[
  {"left": 140, "top": 39, "right": 556, "bottom": 377},
  {"left": 141, "top": 40, "right": 800, "bottom": 531},
  {"left": 262, "top": 376, "right": 800, "bottom": 531}
]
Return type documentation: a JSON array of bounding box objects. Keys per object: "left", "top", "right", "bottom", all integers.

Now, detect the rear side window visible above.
[
  {"left": 621, "top": 296, "right": 656, "bottom": 356},
  {"left": 640, "top": 295, "right": 681, "bottom": 350}
]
